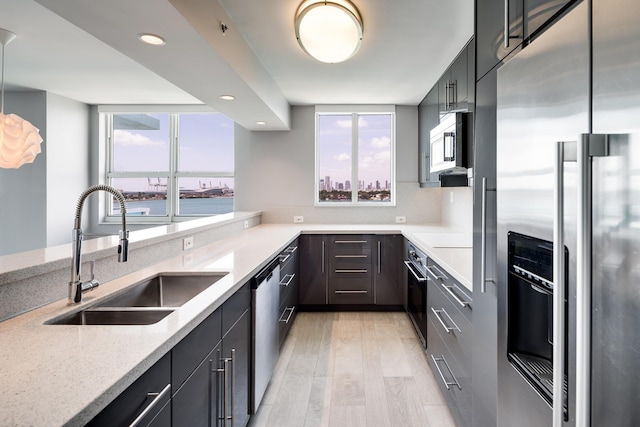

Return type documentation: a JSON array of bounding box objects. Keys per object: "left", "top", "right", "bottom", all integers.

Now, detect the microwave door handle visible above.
[{"left": 444, "top": 132, "right": 455, "bottom": 162}]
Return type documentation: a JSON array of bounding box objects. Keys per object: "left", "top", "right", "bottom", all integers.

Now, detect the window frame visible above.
[
  {"left": 99, "top": 106, "right": 234, "bottom": 224},
  {"left": 314, "top": 105, "right": 396, "bottom": 207}
]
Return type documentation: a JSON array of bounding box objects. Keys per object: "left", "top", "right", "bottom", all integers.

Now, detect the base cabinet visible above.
[
  {"left": 89, "top": 284, "right": 251, "bottom": 427},
  {"left": 299, "top": 235, "right": 327, "bottom": 305}
]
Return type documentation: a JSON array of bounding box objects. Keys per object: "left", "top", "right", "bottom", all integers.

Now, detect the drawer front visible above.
[
  {"left": 222, "top": 282, "right": 251, "bottom": 335},
  {"left": 329, "top": 234, "right": 372, "bottom": 250},
  {"left": 427, "top": 317, "right": 472, "bottom": 427},
  {"left": 427, "top": 283, "right": 472, "bottom": 375},
  {"left": 330, "top": 259, "right": 372, "bottom": 277},
  {"left": 279, "top": 242, "right": 299, "bottom": 275},
  {"left": 279, "top": 270, "right": 298, "bottom": 303},
  {"left": 329, "top": 277, "right": 372, "bottom": 304},
  {"left": 279, "top": 279, "right": 299, "bottom": 346},
  {"left": 426, "top": 259, "right": 472, "bottom": 323}
]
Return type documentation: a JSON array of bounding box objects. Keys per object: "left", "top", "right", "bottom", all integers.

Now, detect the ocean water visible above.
[{"left": 118, "top": 198, "right": 234, "bottom": 216}]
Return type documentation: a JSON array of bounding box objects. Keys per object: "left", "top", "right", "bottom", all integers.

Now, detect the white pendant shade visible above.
[
  {"left": 0, "top": 113, "right": 43, "bottom": 168},
  {"left": 0, "top": 28, "right": 43, "bottom": 169},
  {"left": 295, "top": 0, "right": 363, "bottom": 64}
]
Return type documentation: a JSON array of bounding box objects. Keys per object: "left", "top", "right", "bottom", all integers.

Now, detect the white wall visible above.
[
  {"left": 441, "top": 186, "right": 473, "bottom": 232},
  {"left": 235, "top": 105, "right": 443, "bottom": 224},
  {"left": 45, "top": 94, "right": 90, "bottom": 247},
  {"left": 0, "top": 92, "right": 47, "bottom": 256}
]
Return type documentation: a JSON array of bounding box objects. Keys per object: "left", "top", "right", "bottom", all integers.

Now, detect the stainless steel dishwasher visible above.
[{"left": 251, "top": 257, "right": 280, "bottom": 413}]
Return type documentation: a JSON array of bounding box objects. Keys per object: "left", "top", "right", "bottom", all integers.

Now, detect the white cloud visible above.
[
  {"left": 334, "top": 153, "right": 350, "bottom": 161},
  {"left": 370, "top": 136, "right": 391, "bottom": 148},
  {"left": 336, "top": 119, "right": 352, "bottom": 129},
  {"left": 358, "top": 117, "right": 369, "bottom": 127},
  {"left": 114, "top": 130, "right": 163, "bottom": 146}
]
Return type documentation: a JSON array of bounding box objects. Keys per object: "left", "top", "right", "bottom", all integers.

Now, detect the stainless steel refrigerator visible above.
[{"left": 496, "top": 0, "right": 640, "bottom": 426}]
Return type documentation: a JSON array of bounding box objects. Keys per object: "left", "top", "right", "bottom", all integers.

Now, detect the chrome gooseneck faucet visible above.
[{"left": 69, "top": 185, "right": 129, "bottom": 304}]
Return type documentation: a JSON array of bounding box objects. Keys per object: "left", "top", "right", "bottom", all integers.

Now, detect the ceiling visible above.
[{"left": 1, "top": 0, "right": 473, "bottom": 130}]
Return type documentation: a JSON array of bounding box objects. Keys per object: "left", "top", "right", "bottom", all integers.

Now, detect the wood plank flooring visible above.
[{"left": 249, "top": 312, "right": 457, "bottom": 427}]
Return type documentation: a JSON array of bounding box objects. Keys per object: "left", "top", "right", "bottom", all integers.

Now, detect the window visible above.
[
  {"left": 103, "top": 111, "right": 234, "bottom": 221},
  {"left": 316, "top": 107, "right": 395, "bottom": 205}
]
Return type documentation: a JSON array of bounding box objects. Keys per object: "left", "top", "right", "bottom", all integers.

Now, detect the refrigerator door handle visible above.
[
  {"left": 553, "top": 140, "right": 573, "bottom": 427},
  {"left": 481, "top": 177, "right": 496, "bottom": 293}
]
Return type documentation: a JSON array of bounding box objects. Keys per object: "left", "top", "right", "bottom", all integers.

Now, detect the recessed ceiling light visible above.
[
  {"left": 220, "top": 95, "right": 235, "bottom": 101},
  {"left": 256, "top": 121, "right": 267, "bottom": 125},
  {"left": 138, "top": 33, "right": 166, "bottom": 46}
]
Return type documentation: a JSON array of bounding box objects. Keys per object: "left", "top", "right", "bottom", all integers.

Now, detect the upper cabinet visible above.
[
  {"left": 419, "top": 38, "right": 474, "bottom": 188},
  {"left": 476, "top": 0, "right": 578, "bottom": 80}
]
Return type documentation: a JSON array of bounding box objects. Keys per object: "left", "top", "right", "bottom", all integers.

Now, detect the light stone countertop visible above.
[{"left": 0, "top": 223, "right": 471, "bottom": 427}]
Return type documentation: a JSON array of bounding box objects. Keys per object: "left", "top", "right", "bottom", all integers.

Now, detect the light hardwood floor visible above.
[{"left": 248, "top": 311, "right": 457, "bottom": 427}]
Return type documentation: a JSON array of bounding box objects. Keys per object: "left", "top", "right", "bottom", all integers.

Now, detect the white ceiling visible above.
[{"left": 1, "top": 0, "right": 473, "bottom": 130}]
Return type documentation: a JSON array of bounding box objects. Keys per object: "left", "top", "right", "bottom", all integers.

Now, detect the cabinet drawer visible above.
[
  {"left": 427, "top": 317, "right": 472, "bottom": 427},
  {"left": 329, "top": 277, "right": 372, "bottom": 304},
  {"left": 330, "top": 258, "right": 372, "bottom": 276},
  {"left": 279, "top": 271, "right": 298, "bottom": 302},
  {"left": 427, "top": 284, "right": 472, "bottom": 374},
  {"left": 222, "top": 283, "right": 251, "bottom": 335},
  {"left": 426, "top": 260, "right": 472, "bottom": 323},
  {"left": 88, "top": 353, "right": 171, "bottom": 427},
  {"left": 329, "top": 234, "right": 372, "bottom": 248},
  {"left": 279, "top": 279, "right": 298, "bottom": 346},
  {"left": 279, "top": 244, "right": 299, "bottom": 275}
]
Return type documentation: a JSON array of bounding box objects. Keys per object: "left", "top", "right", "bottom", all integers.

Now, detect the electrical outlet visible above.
[
  {"left": 243, "top": 220, "right": 249, "bottom": 229},
  {"left": 183, "top": 236, "right": 194, "bottom": 250},
  {"left": 395, "top": 216, "right": 407, "bottom": 223},
  {"left": 293, "top": 216, "right": 304, "bottom": 223}
]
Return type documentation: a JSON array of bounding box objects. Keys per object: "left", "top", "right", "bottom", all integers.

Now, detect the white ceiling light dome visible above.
[{"left": 295, "top": 0, "right": 363, "bottom": 64}]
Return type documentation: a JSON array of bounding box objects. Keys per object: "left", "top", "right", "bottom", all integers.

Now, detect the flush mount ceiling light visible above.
[
  {"left": 0, "top": 29, "right": 43, "bottom": 169},
  {"left": 138, "top": 33, "right": 166, "bottom": 46},
  {"left": 295, "top": 0, "right": 363, "bottom": 64},
  {"left": 220, "top": 95, "right": 235, "bottom": 101}
]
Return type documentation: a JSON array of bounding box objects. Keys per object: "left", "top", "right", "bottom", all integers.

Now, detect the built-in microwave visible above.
[{"left": 429, "top": 112, "right": 471, "bottom": 173}]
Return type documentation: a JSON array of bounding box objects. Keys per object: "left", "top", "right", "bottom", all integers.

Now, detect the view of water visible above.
[{"left": 118, "top": 198, "right": 234, "bottom": 216}]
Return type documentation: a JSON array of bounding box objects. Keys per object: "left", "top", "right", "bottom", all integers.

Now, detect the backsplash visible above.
[{"left": 440, "top": 186, "right": 473, "bottom": 232}]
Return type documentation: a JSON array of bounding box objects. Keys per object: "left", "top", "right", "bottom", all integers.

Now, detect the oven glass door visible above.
[{"left": 405, "top": 260, "right": 428, "bottom": 347}]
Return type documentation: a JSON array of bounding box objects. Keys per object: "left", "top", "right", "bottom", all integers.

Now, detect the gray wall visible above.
[
  {"left": 235, "top": 105, "right": 444, "bottom": 224},
  {"left": 0, "top": 91, "right": 90, "bottom": 256}
]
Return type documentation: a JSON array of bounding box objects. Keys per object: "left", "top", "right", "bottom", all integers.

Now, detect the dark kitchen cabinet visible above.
[
  {"left": 299, "top": 234, "right": 328, "bottom": 305},
  {"left": 221, "top": 296, "right": 251, "bottom": 427},
  {"left": 87, "top": 353, "right": 171, "bottom": 427},
  {"left": 438, "top": 42, "right": 470, "bottom": 114},
  {"left": 476, "top": 0, "right": 577, "bottom": 80},
  {"left": 373, "top": 235, "right": 403, "bottom": 305},
  {"left": 278, "top": 241, "right": 299, "bottom": 346},
  {"left": 328, "top": 234, "right": 373, "bottom": 304}
]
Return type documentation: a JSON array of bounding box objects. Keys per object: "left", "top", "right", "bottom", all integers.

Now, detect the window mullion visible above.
[
  {"left": 352, "top": 113, "right": 358, "bottom": 203},
  {"left": 168, "top": 114, "right": 179, "bottom": 219}
]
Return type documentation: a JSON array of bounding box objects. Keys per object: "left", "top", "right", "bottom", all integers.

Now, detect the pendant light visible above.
[{"left": 0, "top": 28, "right": 43, "bottom": 169}]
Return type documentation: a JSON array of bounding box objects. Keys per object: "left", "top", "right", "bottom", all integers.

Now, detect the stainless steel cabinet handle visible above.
[
  {"left": 280, "top": 274, "right": 295, "bottom": 287},
  {"left": 321, "top": 241, "right": 325, "bottom": 274},
  {"left": 279, "top": 253, "right": 291, "bottom": 264},
  {"left": 431, "top": 355, "right": 462, "bottom": 390},
  {"left": 504, "top": 0, "right": 510, "bottom": 48},
  {"left": 279, "top": 306, "right": 295, "bottom": 323},
  {"left": 442, "top": 283, "right": 470, "bottom": 308},
  {"left": 334, "top": 290, "right": 368, "bottom": 294},
  {"left": 334, "top": 254, "right": 367, "bottom": 258},
  {"left": 445, "top": 81, "right": 449, "bottom": 110},
  {"left": 334, "top": 240, "right": 368, "bottom": 244},
  {"left": 230, "top": 349, "right": 235, "bottom": 427},
  {"left": 404, "top": 261, "right": 427, "bottom": 282},
  {"left": 481, "top": 177, "right": 496, "bottom": 293},
  {"left": 425, "top": 265, "right": 445, "bottom": 280},
  {"left": 377, "top": 241, "right": 381, "bottom": 274},
  {"left": 222, "top": 356, "right": 228, "bottom": 426},
  {"left": 335, "top": 269, "right": 368, "bottom": 273},
  {"left": 285, "top": 245, "right": 298, "bottom": 253},
  {"left": 128, "top": 383, "right": 171, "bottom": 427},
  {"left": 431, "top": 307, "right": 461, "bottom": 333}
]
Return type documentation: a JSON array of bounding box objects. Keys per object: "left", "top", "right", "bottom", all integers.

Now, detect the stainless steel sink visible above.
[
  {"left": 48, "top": 272, "right": 228, "bottom": 325},
  {"left": 52, "top": 308, "right": 175, "bottom": 325},
  {"left": 95, "top": 272, "right": 228, "bottom": 308}
]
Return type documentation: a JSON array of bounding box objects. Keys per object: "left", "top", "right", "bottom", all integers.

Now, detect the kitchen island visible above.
[{"left": 0, "top": 220, "right": 471, "bottom": 426}]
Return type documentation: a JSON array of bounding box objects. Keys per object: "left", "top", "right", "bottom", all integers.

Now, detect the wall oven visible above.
[{"left": 405, "top": 243, "right": 428, "bottom": 347}]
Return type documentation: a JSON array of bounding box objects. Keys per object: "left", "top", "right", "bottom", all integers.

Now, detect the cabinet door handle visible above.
[
  {"left": 334, "top": 254, "right": 367, "bottom": 259},
  {"left": 285, "top": 245, "right": 298, "bottom": 253},
  {"left": 481, "top": 177, "right": 496, "bottom": 293},
  {"left": 279, "top": 306, "right": 296, "bottom": 323},
  {"left": 334, "top": 290, "right": 368, "bottom": 294},
  {"left": 425, "top": 265, "right": 446, "bottom": 280},
  {"left": 377, "top": 240, "right": 381, "bottom": 274},
  {"left": 431, "top": 308, "right": 461, "bottom": 333},
  {"left": 129, "top": 383, "right": 171, "bottom": 427},
  {"left": 279, "top": 253, "right": 291, "bottom": 264},
  {"left": 335, "top": 269, "right": 367, "bottom": 273},
  {"left": 321, "top": 241, "right": 325, "bottom": 274},
  {"left": 230, "top": 349, "right": 235, "bottom": 427},
  {"left": 431, "top": 355, "right": 462, "bottom": 390},
  {"left": 504, "top": 0, "right": 510, "bottom": 48},
  {"left": 280, "top": 274, "right": 295, "bottom": 287},
  {"left": 334, "top": 240, "right": 368, "bottom": 244},
  {"left": 441, "top": 283, "right": 470, "bottom": 308}
]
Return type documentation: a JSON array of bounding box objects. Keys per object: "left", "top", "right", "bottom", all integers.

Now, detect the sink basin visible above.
[
  {"left": 95, "top": 272, "right": 229, "bottom": 308},
  {"left": 52, "top": 308, "right": 175, "bottom": 325},
  {"left": 48, "top": 272, "right": 228, "bottom": 325}
]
